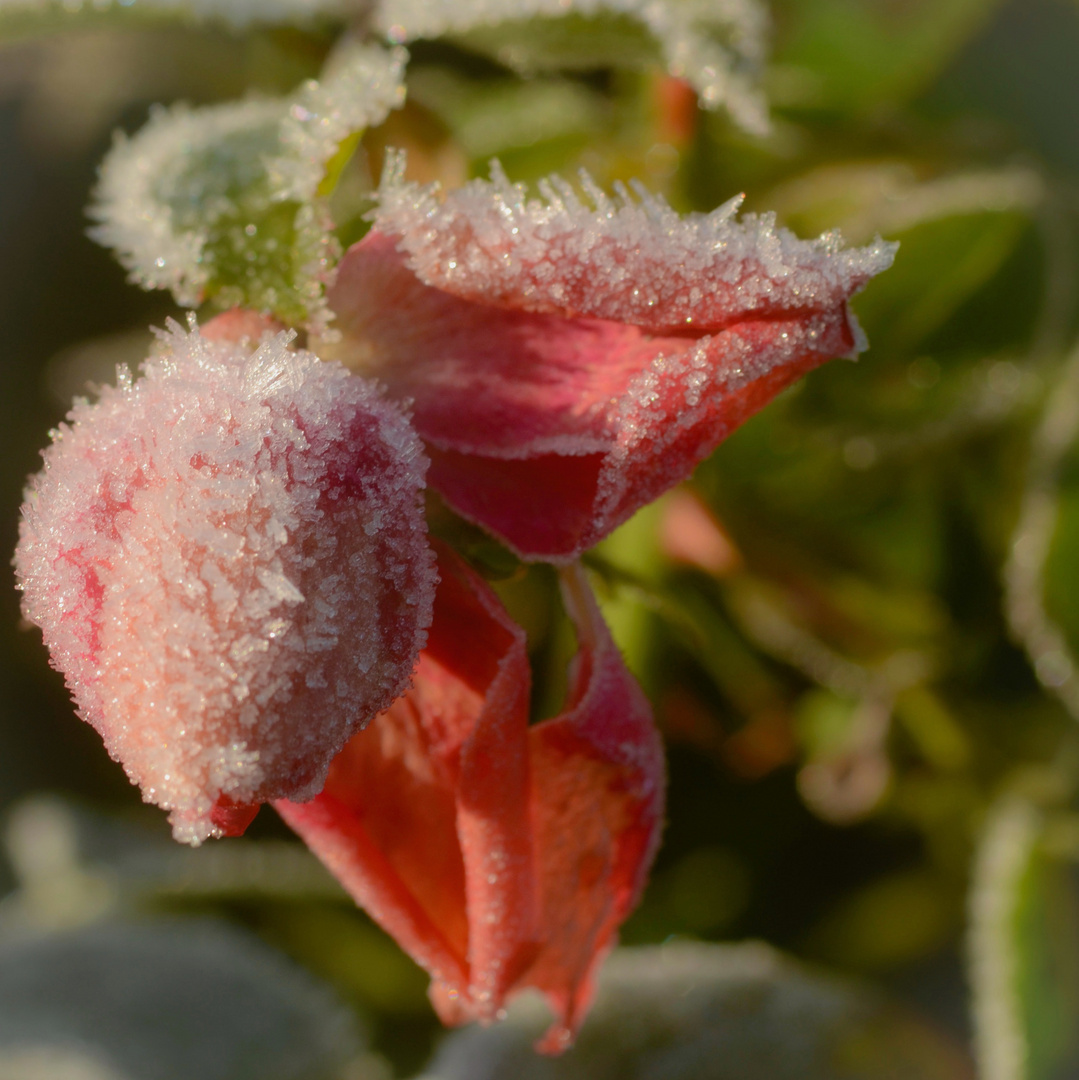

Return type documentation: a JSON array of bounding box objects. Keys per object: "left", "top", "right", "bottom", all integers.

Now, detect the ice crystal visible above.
[
  {"left": 89, "top": 98, "right": 287, "bottom": 308},
  {"left": 373, "top": 0, "right": 771, "bottom": 134},
  {"left": 373, "top": 154, "right": 897, "bottom": 337},
  {"left": 15, "top": 320, "right": 435, "bottom": 845},
  {"left": 271, "top": 42, "right": 407, "bottom": 203}
]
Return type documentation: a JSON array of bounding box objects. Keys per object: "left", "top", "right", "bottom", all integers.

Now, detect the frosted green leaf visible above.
[
  {"left": 968, "top": 794, "right": 1079, "bottom": 1080},
  {"left": 0, "top": 918, "right": 374, "bottom": 1080},
  {"left": 374, "top": 0, "right": 771, "bottom": 135},
  {"left": 420, "top": 941, "right": 970, "bottom": 1079},
  {"left": 88, "top": 44, "right": 404, "bottom": 326},
  {"left": 272, "top": 42, "right": 407, "bottom": 202}
]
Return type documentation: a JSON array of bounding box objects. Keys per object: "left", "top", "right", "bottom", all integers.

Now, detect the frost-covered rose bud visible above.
[{"left": 15, "top": 320, "right": 434, "bottom": 845}]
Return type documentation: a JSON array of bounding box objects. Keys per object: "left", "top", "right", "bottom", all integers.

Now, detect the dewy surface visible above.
[{"left": 15, "top": 320, "right": 435, "bottom": 844}]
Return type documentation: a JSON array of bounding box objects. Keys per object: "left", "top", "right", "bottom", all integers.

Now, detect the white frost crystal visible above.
[
  {"left": 373, "top": 154, "right": 897, "bottom": 333},
  {"left": 272, "top": 42, "right": 407, "bottom": 202},
  {"left": 89, "top": 97, "right": 287, "bottom": 308}
]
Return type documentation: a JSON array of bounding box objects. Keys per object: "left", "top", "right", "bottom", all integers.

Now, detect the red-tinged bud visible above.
[{"left": 15, "top": 319, "right": 434, "bottom": 844}]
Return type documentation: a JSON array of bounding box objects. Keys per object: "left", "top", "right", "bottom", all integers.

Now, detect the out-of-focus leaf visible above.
[
  {"left": 406, "top": 67, "right": 606, "bottom": 163},
  {"left": 969, "top": 793, "right": 1079, "bottom": 1080},
  {"left": 0, "top": 918, "right": 373, "bottom": 1080},
  {"left": 438, "top": 11, "right": 657, "bottom": 73},
  {"left": 0, "top": 0, "right": 354, "bottom": 41},
  {"left": 805, "top": 869, "right": 954, "bottom": 971},
  {"left": 853, "top": 211, "right": 1030, "bottom": 358},
  {"left": 382, "top": 0, "right": 770, "bottom": 134},
  {"left": 766, "top": 162, "right": 1043, "bottom": 246},
  {"left": 1007, "top": 342, "right": 1079, "bottom": 720},
  {"left": 265, "top": 906, "right": 432, "bottom": 1016},
  {"left": 893, "top": 686, "right": 971, "bottom": 772},
  {"left": 418, "top": 941, "right": 973, "bottom": 1079},
  {"left": 1037, "top": 418, "right": 1079, "bottom": 704},
  {"left": 774, "top": 0, "right": 1004, "bottom": 113},
  {"left": 0, "top": 795, "right": 347, "bottom": 935}
]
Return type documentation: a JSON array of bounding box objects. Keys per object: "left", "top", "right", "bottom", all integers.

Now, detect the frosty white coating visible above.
[
  {"left": 89, "top": 98, "right": 287, "bottom": 307},
  {"left": 374, "top": 0, "right": 771, "bottom": 134},
  {"left": 88, "top": 45, "right": 405, "bottom": 315},
  {"left": 15, "top": 320, "right": 435, "bottom": 845},
  {"left": 372, "top": 154, "right": 898, "bottom": 334},
  {"left": 272, "top": 43, "right": 408, "bottom": 202}
]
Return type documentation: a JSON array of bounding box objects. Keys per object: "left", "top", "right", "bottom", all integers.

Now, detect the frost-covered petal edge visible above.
[{"left": 372, "top": 153, "right": 898, "bottom": 337}]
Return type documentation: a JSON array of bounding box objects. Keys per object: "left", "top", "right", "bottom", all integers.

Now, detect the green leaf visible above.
[
  {"left": 423, "top": 941, "right": 973, "bottom": 1079},
  {"left": 0, "top": 0, "right": 353, "bottom": 41},
  {"left": 969, "top": 794, "right": 1079, "bottom": 1080},
  {"left": 382, "top": 0, "right": 770, "bottom": 134},
  {"left": 774, "top": 0, "right": 1005, "bottom": 113},
  {"left": 0, "top": 918, "right": 372, "bottom": 1080},
  {"left": 87, "top": 44, "right": 404, "bottom": 328}
]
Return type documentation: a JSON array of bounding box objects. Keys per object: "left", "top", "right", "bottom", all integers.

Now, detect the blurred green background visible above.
[{"left": 4, "top": 0, "right": 1079, "bottom": 1077}]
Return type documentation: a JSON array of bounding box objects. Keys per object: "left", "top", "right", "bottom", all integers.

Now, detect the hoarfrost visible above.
[
  {"left": 374, "top": 154, "right": 898, "bottom": 336},
  {"left": 271, "top": 42, "right": 407, "bottom": 203},
  {"left": 88, "top": 44, "right": 405, "bottom": 324},
  {"left": 89, "top": 98, "right": 287, "bottom": 308},
  {"left": 15, "top": 319, "right": 435, "bottom": 845},
  {"left": 327, "top": 156, "right": 896, "bottom": 559}
]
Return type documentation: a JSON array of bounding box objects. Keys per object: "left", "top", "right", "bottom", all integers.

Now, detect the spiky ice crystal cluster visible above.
[
  {"left": 15, "top": 320, "right": 435, "bottom": 845},
  {"left": 375, "top": 0, "right": 770, "bottom": 134},
  {"left": 374, "top": 155, "right": 898, "bottom": 340}
]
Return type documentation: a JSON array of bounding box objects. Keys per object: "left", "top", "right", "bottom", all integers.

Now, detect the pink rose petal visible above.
[
  {"left": 15, "top": 320, "right": 434, "bottom": 844},
  {"left": 324, "top": 163, "right": 895, "bottom": 560}
]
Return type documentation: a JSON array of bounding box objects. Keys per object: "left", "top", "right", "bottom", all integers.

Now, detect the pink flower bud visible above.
[{"left": 15, "top": 320, "right": 435, "bottom": 844}]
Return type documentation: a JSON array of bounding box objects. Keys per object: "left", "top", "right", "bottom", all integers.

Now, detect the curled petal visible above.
[
  {"left": 325, "top": 168, "right": 894, "bottom": 559},
  {"left": 276, "top": 544, "right": 537, "bottom": 1010},
  {"left": 525, "top": 564, "right": 665, "bottom": 1051},
  {"left": 277, "top": 550, "right": 665, "bottom": 1050},
  {"left": 15, "top": 320, "right": 434, "bottom": 844}
]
